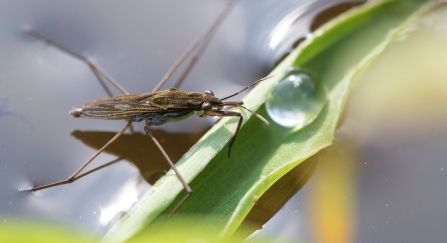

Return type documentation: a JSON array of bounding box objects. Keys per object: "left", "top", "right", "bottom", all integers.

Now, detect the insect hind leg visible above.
[
  {"left": 153, "top": 0, "right": 236, "bottom": 92},
  {"left": 24, "top": 26, "right": 129, "bottom": 97}
]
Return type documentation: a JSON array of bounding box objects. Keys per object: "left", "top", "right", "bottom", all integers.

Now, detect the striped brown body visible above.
[{"left": 70, "top": 87, "right": 225, "bottom": 124}]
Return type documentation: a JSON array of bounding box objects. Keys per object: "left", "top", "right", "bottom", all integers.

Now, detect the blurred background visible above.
[{"left": 1, "top": 0, "right": 446, "bottom": 242}]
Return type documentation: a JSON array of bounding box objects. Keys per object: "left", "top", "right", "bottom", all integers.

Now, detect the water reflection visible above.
[
  {"left": 99, "top": 179, "right": 140, "bottom": 226},
  {"left": 236, "top": 157, "right": 317, "bottom": 240},
  {"left": 71, "top": 128, "right": 209, "bottom": 185}
]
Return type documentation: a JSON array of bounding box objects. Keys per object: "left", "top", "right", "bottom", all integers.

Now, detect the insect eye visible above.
[
  {"left": 202, "top": 102, "right": 212, "bottom": 111},
  {"left": 204, "top": 90, "right": 214, "bottom": 96}
]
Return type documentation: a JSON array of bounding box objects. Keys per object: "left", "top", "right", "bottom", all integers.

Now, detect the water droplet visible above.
[{"left": 266, "top": 68, "right": 327, "bottom": 128}]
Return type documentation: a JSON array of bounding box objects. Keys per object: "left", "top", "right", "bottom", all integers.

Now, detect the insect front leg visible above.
[{"left": 203, "top": 110, "right": 243, "bottom": 158}]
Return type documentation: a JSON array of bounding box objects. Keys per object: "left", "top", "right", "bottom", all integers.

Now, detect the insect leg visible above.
[
  {"left": 144, "top": 122, "right": 192, "bottom": 218},
  {"left": 58, "top": 157, "right": 124, "bottom": 184},
  {"left": 24, "top": 27, "right": 129, "bottom": 96},
  {"left": 22, "top": 120, "right": 132, "bottom": 192},
  {"left": 153, "top": 0, "right": 236, "bottom": 92},
  {"left": 205, "top": 110, "right": 243, "bottom": 158},
  {"left": 172, "top": 1, "right": 236, "bottom": 89},
  {"left": 220, "top": 76, "right": 273, "bottom": 101},
  {"left": 25, "top": 28, "right": 137, "bottom": 133}
]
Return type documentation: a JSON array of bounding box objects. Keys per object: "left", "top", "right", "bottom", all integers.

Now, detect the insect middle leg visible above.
[
  {"left": 25, "top": 121, "right": 132, "bottom": 191},
  {"left": 144, "top": 123, "right": 192, "bottom": 218}
]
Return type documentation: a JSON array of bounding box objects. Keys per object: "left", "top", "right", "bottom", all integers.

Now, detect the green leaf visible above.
[
  {"left": 103, "top": 0, "right": 437, "bottom": 242},
  {"left": 0, "top": 218, "right": 98, "bottom": 243}
]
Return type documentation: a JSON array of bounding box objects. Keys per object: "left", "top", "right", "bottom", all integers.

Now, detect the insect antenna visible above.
[{"left": 220, "top": 75, "right": 273, "bottom": 101}]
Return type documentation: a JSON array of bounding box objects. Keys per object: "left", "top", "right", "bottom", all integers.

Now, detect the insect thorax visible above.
[{"left": 150, "top": 88, "right": 203, "bottom": 110}]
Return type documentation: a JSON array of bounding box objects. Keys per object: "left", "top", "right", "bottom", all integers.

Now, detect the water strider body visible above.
[
  {"left": 71, "top": 88, "right": 236, "bottom": 124},
  {"left": 70, "top": 78, "right": 270, "bottom": 157}
]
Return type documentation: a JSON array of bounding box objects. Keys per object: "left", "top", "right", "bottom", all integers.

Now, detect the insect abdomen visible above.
[{"left": 70, "top": 99, "right": 158, "bottom": 120}]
